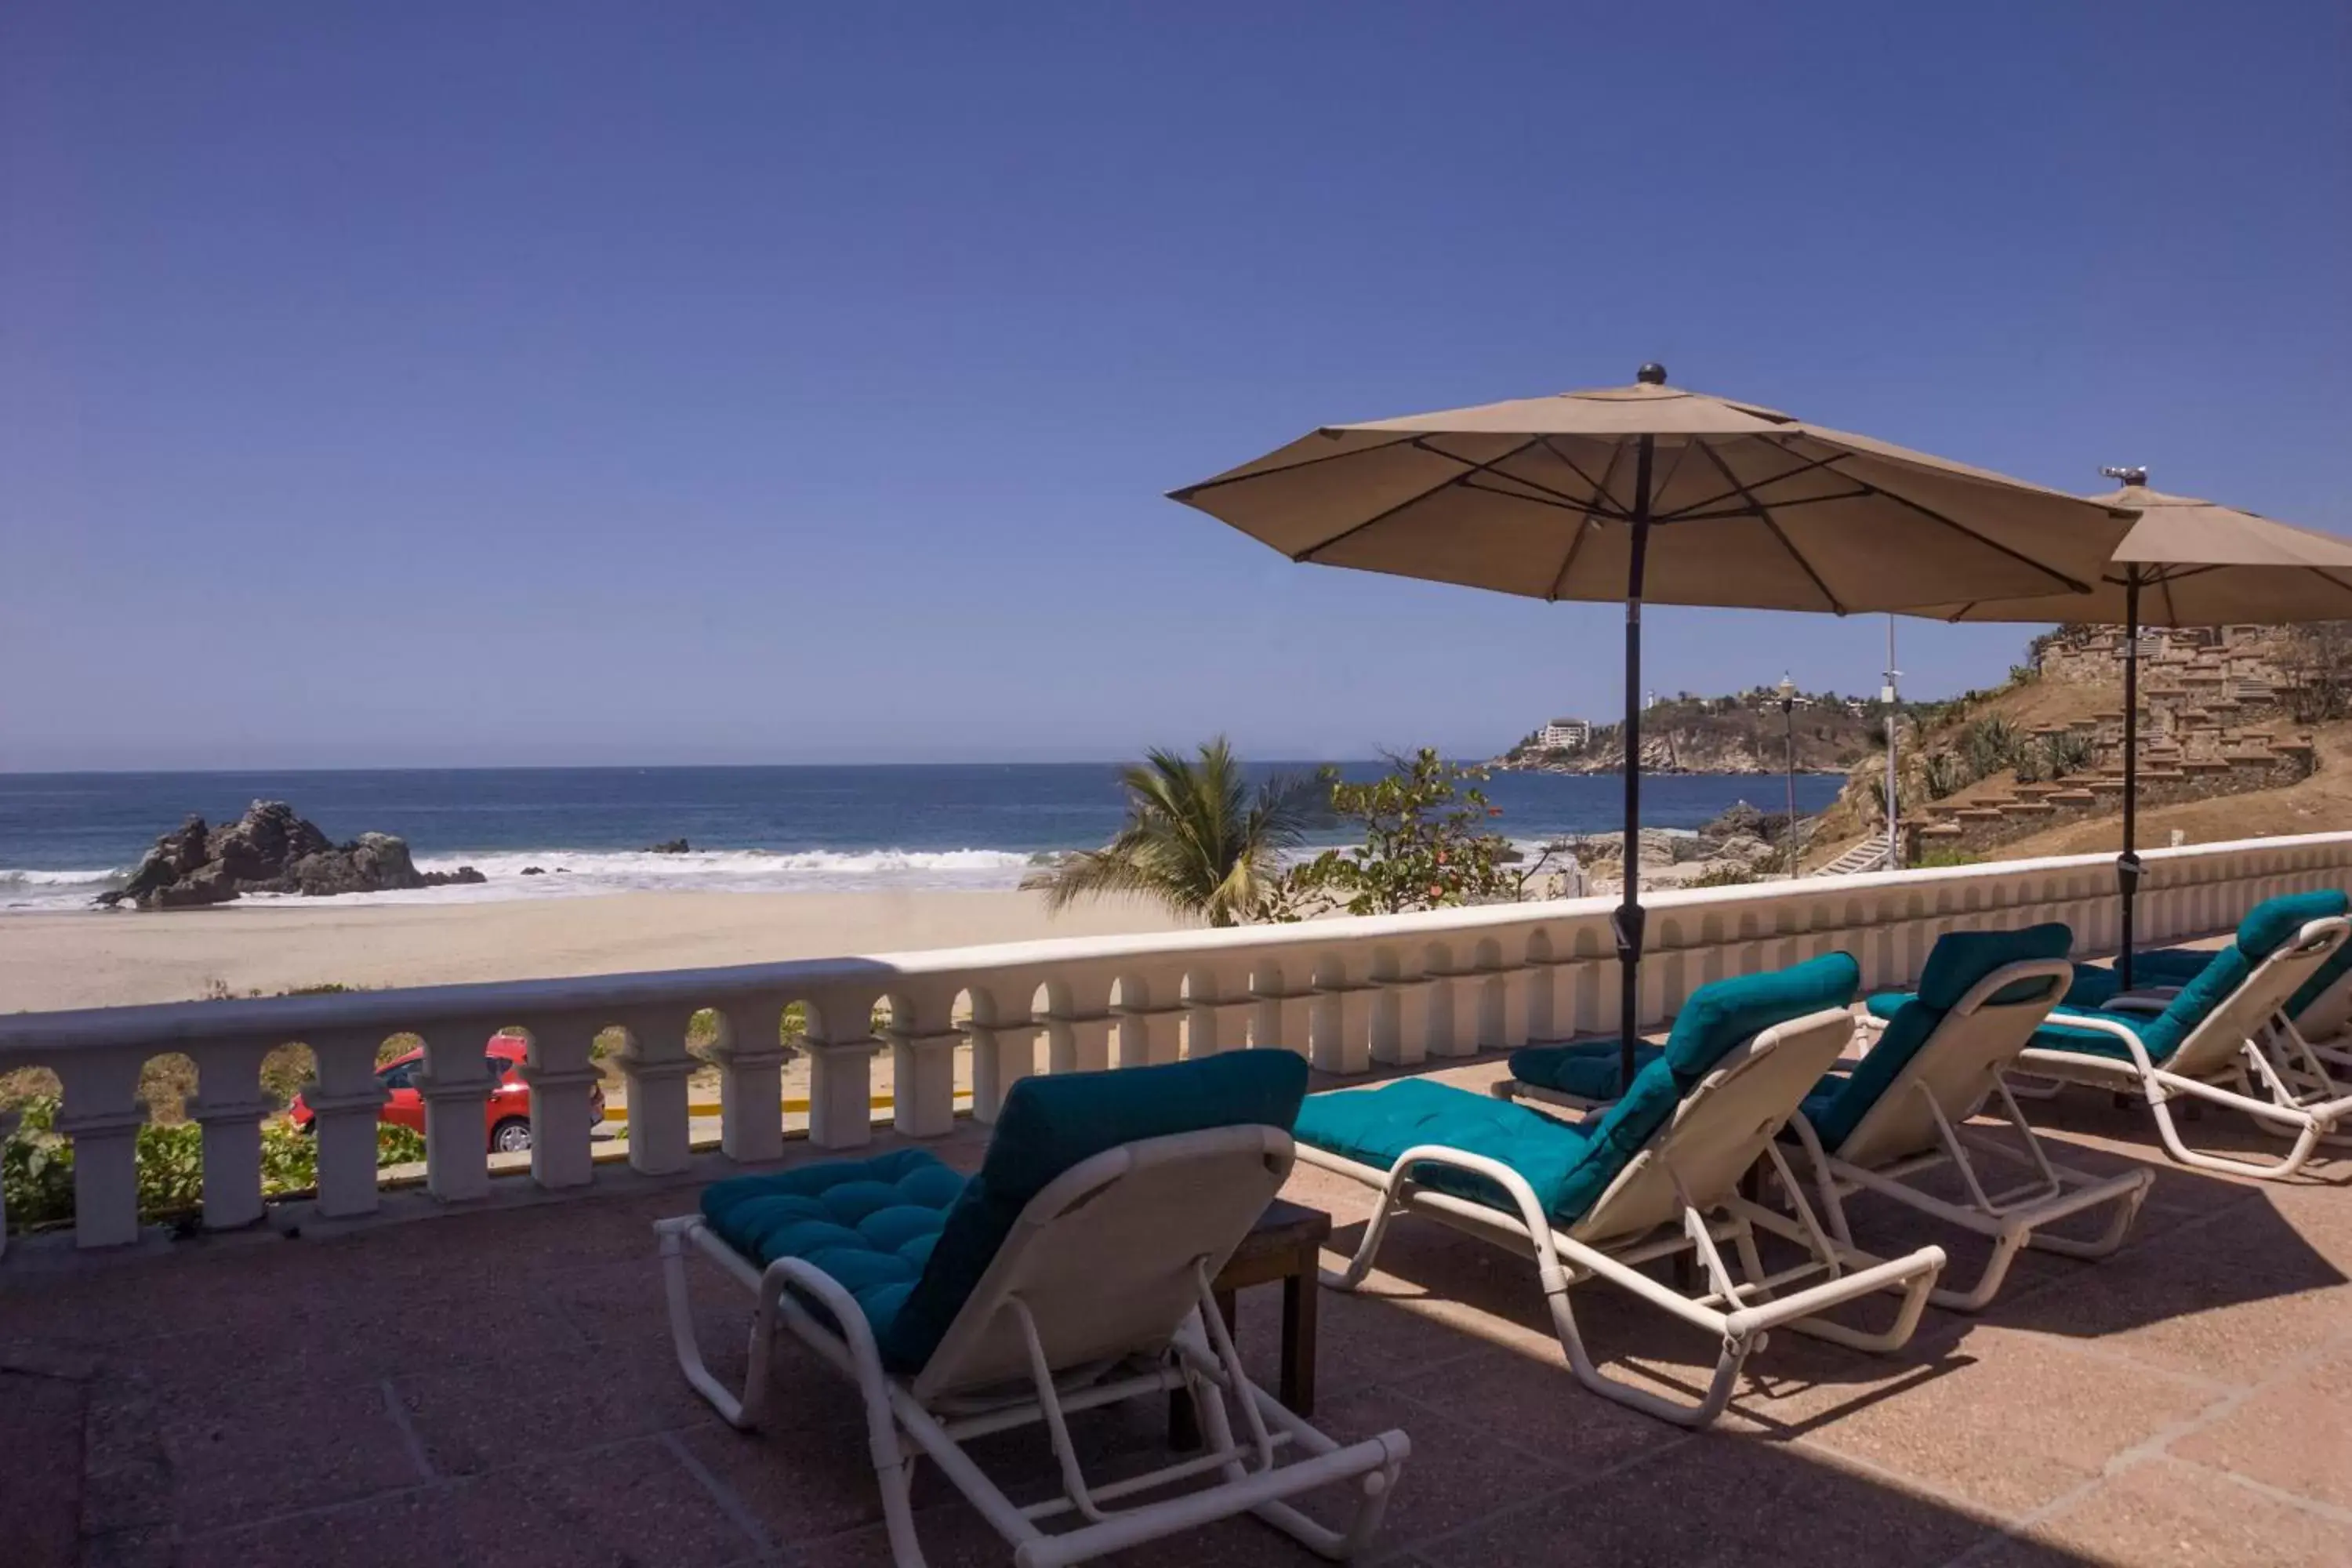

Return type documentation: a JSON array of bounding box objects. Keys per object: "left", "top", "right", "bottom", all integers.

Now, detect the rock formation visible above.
[
  {"left": 646, "top": 839, "right": 691, "bottom": 854},
  {"left": 98, "top": 801, "right": 486, "bottom": 909}
]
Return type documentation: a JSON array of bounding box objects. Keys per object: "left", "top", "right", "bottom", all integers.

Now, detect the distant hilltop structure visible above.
[{"left": 1536, "top": 717, "right": 1591, "bottom": 751}]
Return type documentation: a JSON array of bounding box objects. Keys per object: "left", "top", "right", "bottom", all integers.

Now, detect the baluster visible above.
[
  {"left": 517, "top": 1018, "right": 602, "bottom": 1191},
  {"left": 1044, "top": 980, "right": 1114, "bottom": 1075},
  {"left": 53, "top": 1050, "right": 147, "bottom": 1249},
  {"left": 414, "top": 1025, "right": 495, "bottom": 1203},
  {"left": 887, "top": 989, "right": 963, "bottom": 1139},
  {"left": 964, "top": 1001, "right": 1040, "bottom": 1123},
  {"left": 1370, "top": 950, "right": 1425, "bottom": 1067},
  {"left": 185, "top": 1040, "right": 273, "bottom": 1231},
  {"left": 1309, "top": 956, "right": 1371, "bottom": 1076},
  {"left": 1250, "top": 964, "right": 1312, "bottom": 1058},
  {"left": 307, "top": 1030, "right": 390, "bottom": 1218},
  {"left": 615, "top": 1008, "right": 697, "bottom": 1177},
  {"left": 1182, "top": 971, "right": 1230, "bottom": 1059},
  {"left": 710, "top": 997, "right": 792, "bottom": 1164},
  {"left": 1114, "top": 977, "right": 1183, "bottom": 1069},
  {"left": 804, "top": 993, "right": 882, "bottom": 1151}
]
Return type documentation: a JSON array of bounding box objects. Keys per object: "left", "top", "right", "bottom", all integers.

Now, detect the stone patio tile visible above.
[
  {"left": 670, "top": 1391, "right": 885, "bottom": 1547},
  {"left": 434, "top": 1438, "right": 765, "bottom": 1567},
  {"left": 1380, "top": 1339, "right": 1693, "bottom": 1472},
  {"left": 1291, "top": 1385, "right": 1570, "bottom": 1552},
  {"left": 1972, "top": 1454, "right": 2352, "bottom": 1567},
  {"left": 2169, "top": 1338, "right": 2352, "bottom": 1512},
  {"left": 1962, "top": 1205, "right": 2351, "bottom": 1384},
  {"left": 1778, "top": 1325, "right": 2221, "bottom": 1515},
  {"left": 159, "top": 1379, "right": 426, "bottom": 1537},
  {"left": 1414, "top": 1432, "right": 2000, "bottom": 1568},
  {"left": 177, "top": 1489, "right": 463, "bottom": 1568},
  {"left": 0, "top": 1368, "right": 85, "bottom": 1568},
  {"left": 390, "top": 1345, "right": 717, "bottom": 1475}
]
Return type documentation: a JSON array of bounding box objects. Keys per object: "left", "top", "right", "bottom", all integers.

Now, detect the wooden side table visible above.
[{"left": 1171, "top": 1197, "right": 1332, "bottom": 1444}]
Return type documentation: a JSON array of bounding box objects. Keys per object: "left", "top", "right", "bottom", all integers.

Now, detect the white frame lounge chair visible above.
[
  {"left": 2016, "top": 892, "right": 2352, "bottom": 1181},
  {"left": 658, "top": 1053, "right": 1408, "bottom": 1568},
  {"left": 1294, "top": 955, "right": 1945, "bottom": 1429},
  {"left": 1776, "top": 926, "right": 2152, "bottom": 1312},
  {"left": 2129, "top": 891, "right": 2352, "bottom": 1071}
]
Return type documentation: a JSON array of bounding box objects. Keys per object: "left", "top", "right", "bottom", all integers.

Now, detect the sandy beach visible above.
[{"left": 0, "top": 891, "right": 1187, "bottom": 1013}]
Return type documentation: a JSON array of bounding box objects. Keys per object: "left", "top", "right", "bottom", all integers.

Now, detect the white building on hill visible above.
[{"left": 1537, "top": 717, "right": 1590, "bottom": 751}]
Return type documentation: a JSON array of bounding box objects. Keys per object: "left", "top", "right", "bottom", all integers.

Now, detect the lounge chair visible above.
[
  {"left": 1775, "top": 926, "right": 2153, "bottom": 1311},
  {"left": 1293, "top": 955, "right": 1946, "bottom": 1428},
  {"left": 656, "top": 1052, "right": 1410, "bottom": 1568},
  {"left": 2124, "top": 891, "right": 2352, "bottom": 1068},
  {"left": 2015, "top": 891, "right": 2352, "bottom": 1181}
]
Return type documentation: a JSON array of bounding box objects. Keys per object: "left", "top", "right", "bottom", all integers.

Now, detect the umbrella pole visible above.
[
  {"left": 2116, "top": 575, "right": 2142, "bottom": 989},
  {"left": 1613, "top": 434, "right": 1657, "bottom": 1091}
]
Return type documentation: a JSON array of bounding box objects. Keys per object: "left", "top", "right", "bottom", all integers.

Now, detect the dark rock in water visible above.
[
  {"left": 96, "top": 800, "right": 481, "bottom": 909},
  {"left": 521, "top": 866, "right": 546, "bottom": 876},
  {"left": 646, "top": 838, "right": 691, "bottom": 855}
]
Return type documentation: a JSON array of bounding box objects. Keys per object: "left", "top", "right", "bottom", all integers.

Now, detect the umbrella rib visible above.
[
  {"left": 1766, "top": 438, "right": 2095, "bottom": 596},
  {"left": 2314, "top": 568, "right": 2352, "bottom": 601},
  {"left": 1290, "top": 437, "right": 1544, "bottom": 563},
  {"left": 1694, "top": 442, "right": 1846, "bottom": 612},
  {"left": 1537, "top": 437, "right": 1634, "bottom": 518},
  {"left": 1459, "top": 477, "right": 1591, "bottom": 512},
  {"left": 1167, "top": 434, "right": 1425, "bottom": 500},
  {"left": 1657, "top": 490, "right": 1875, "bottom": 524},
  {"left": 1542, "top": 443, "right": 1626, "bottom": 601},
  {"left": 1450, "top": 445, "right": 1628, "bottom": 514},
  {"left": 1653, "top": 449, "right": 1853, "bottom": 522}
]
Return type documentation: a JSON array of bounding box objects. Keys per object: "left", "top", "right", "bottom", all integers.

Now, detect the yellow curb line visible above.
[{"left": 601, "top": 1093, "right": 973, "bottom": 1123}]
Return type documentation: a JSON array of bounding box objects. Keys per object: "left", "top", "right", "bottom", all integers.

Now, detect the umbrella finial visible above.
[
  {"left": 1636, "top": 362, "right": 1668, "bottom": 386},
  {"left": 2100, "top": 464, "right": 2148, "bottom": 487}
]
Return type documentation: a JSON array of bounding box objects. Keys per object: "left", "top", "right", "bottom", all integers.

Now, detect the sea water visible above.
[{"left": 0, "top": 764, "right": 1846, "bottom": 913}]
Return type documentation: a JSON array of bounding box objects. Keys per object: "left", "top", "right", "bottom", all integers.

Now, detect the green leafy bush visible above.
[{"left": 5, "top": 1097, "right": 434, "bottom": 1235}]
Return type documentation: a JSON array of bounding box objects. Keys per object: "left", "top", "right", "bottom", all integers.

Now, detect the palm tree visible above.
[{"left": 1033, "top": 739, "right": 1316, "bottom": 926}]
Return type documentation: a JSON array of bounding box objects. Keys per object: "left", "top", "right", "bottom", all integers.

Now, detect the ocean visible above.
[{"left": 0, "top": 765, "right": 1848, "bottom": 913}]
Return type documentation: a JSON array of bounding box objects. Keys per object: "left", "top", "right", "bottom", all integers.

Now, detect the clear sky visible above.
[{"left": 4, "top": 3, "right": 2347, "bottom": 771}]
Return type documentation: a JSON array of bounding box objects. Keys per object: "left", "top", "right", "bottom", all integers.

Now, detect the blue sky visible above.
[{"left": 3, "top": 3, "right": 2346, "bottom": 771}]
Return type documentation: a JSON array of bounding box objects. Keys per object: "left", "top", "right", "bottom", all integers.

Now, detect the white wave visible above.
[
  {"left": 0, "top": 866, "right": 128, "bottom": 887},
  {"left": 0, "top": 845, "right": 1052, "bottom": 913}
]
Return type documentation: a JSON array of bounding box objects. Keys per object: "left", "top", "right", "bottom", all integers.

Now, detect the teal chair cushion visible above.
[
  {"left": 1864, "top": 991, "right": 1911, "bottom": 1023},
  {"left": 1511, "top": 951, "right": 1863, "bottom": 1105},
  {"left": 1915, "top": 925, "right": 2074, "bottom": 1009},
  {"left": 1804, "top": 924, "right": 2071, "bottom": 1152},
  {"left": 1327, "top": 953, "right": 1860, "bottom": 1226},
  {"left": 2064, "top": 966, "right": 2126, "bottom": 1010},
  {"left": 2032, "top": 892, "right": 2346, "bottom": 1067},
  {"left": 1508, "top": 1043, "right": 1666, "bottom": 1100},
  {"left": 2030, "top": 1007, "right": 2152, "bottom": 1062},
  {"left": 701, "top": 1149, "right": 967, "bottom": 1351},
  {"left": 2288, "top": 944, "right": 2352, "bottom": 1020},
  {"left": 883, "top": 1050, "right": 1308, "bottom": 1373},
  {"left": 2237, "top": 890, "right": 2347, "bottom": 960},
  {"left": 1293, "top": 1077, "right": 1593, "bottom": 1216},
  {"left": 707, "top": 1050, "right": 1308, "bottom": 1374}
]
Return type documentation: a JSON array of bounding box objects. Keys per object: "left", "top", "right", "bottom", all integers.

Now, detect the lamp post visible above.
[
  {"left": 1882, "top": 616, "right": 1901, "bottom": 870},
  {"left": 1777, "top": 673, "right": 1798, "bottom": 879}
]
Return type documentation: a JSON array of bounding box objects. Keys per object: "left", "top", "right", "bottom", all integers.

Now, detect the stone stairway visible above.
[{"left": 1810, "top": 833, "right": 1891, "bottom": 877}]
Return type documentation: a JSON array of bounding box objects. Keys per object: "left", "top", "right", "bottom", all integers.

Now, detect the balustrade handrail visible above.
[
  {"left": 7, "top": 830, "right": 2347, "bottom": 1054},
  {"left": 4, "top": 829, "right": 2347, "bottom": 1255}
]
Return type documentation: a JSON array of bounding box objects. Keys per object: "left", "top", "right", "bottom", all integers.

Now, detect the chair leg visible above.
[{"left": 2148, "top": 1091, "right": 2325, "bottom": 1181}]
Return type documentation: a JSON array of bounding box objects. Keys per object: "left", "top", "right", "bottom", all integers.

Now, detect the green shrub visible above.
[
  {"left": 1690, "top": 864, "right": 1762, "bottom": 887},
  {"left": 4, "top": 1096, "right": 437, "bottom": 1235},
  {"left": 1915, "top": 846, "right": 1985, "bottom": 868}
]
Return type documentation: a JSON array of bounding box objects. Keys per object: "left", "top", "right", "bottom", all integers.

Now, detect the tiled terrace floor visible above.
[{"left": 5, "top": 1058, "right": 2351, "bottom": 1568}]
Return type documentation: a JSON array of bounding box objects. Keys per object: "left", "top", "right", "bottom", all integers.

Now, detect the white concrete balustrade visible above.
[{"left": 4, "top": 832, "right": 2348, "bottom": 1254}]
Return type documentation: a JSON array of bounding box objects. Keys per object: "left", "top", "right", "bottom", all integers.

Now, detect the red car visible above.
[{"left": 289, "top": 1033, "right": 602, "bottom": 1155}]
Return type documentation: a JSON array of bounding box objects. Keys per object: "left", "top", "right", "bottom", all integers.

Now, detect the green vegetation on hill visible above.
[{"left": 1503, "top": 686, "right": 1940, "bottom": 775}]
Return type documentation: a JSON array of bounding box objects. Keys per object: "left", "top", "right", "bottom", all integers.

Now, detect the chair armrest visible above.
[{"left": 2104, "top": 989, "right": 2177, "bottom": 1014}]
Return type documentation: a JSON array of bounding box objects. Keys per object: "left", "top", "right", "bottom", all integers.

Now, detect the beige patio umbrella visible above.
[
  {"left": 1171, "top": 365, "right": 2136, "bottom": 1087},
  {"left": 1908, "top": 467, "right": 2352, "bottom": 985}
]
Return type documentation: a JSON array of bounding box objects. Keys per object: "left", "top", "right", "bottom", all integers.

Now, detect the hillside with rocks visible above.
[
  {"left": 1498, "top": 687, "right": 1898, "bottom": 776},
  {"left": 1803, "top": 620, "right": 2347, "bottom": 871}
]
